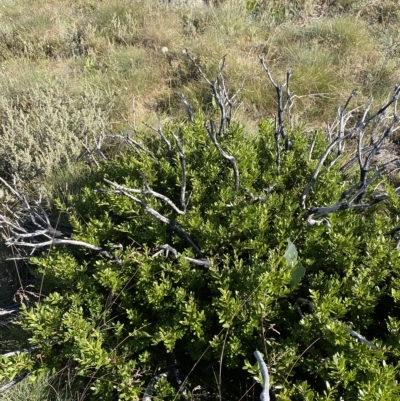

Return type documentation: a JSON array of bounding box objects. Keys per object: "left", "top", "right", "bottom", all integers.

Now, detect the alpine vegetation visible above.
[{"left": 1, "top": 50, "right": 400, "bottom": 401}]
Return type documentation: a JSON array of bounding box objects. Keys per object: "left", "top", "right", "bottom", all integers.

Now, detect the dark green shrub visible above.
[{"left": 2, "top": 64, "right": 400, "bottom": 400}]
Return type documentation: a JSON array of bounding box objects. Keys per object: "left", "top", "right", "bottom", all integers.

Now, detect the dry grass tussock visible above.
[{"left": 0, "top": 0, "right": 399, "bottom": 127}]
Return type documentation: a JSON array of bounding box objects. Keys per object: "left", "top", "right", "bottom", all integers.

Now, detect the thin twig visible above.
[
  {"left": 143, "top": 119, "right": 174, "bottom": 162},
  {"left": 301, "top": 130, "right": 354, "bottom": 209},
  {"left": 152, "top": 244, "right": 210, "bottom": 268},
  {"left": 206, "top": 120, "right": 240, "bottom": 192},
  {"left": 178, "top": 93, "right": 194, "bottom": 123},
  {"left": 308, "top": 130, "right": 318, "bottom": 161},
  {"left": 106, "top": 133, "right": 157, "bottom": 161}
]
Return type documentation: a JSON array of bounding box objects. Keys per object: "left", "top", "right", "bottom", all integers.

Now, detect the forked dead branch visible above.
[
  {"left": 302, "top": 85, "right": 400, "bottom": 228},
  {"left": 99, "top": 179, "right": 209, "bottom": 264},
  {"left": 186, "top": 49, "right": 241, "bottom": 192},
  {"left": 259, "top": 56, "right": 293, "bottom": 174},
  {"left": 0, "top": 177, "right": 122, "bottom": 266}
]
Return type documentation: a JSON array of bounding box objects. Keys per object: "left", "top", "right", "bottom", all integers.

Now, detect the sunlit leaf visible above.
[{"left": 284, "top": 238, "right": 306, "bottom": 286}]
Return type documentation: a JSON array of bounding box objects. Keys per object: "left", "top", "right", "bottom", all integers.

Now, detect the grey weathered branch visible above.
[
  {"left": 205, "top": 120, "right": 240, "bottom": 192},
  {"left": 102, "top": 179, "right": 205, "bottom": 259},
  {"left": 152, "top": 244, "right": 210, "bottom": 268},
  {"left": 0, "top": 305, "right": 20, "bottom": 317},
  {"left": 167, "top": 352, "right": 189, "bottom": 400},
  {"left": 2, "top": 346, "right": 38, "bottom": 359},
  {"left": 301, "top": 130, "right": 354, "bottom": 209},
  {"left": 185, "top": 49, "right": 240, "bottom": 137},
  {"left": 259, "top": 57, "right": 293, "bottom": 174},
  {"left": 142, "top": 373, "right": 168, "bottom": 401},
  {"left": 143, "top": 119, "right": 174, "bottom": 163},
  {"left": 295, "top": 298, "right": 378, "bottom": 350},
  {"left": 80, "top": 112, "right": 157, "bottom": 164},
  {"left": 80, "top": 128, "right": 108, "bottom": 167},
  {"left": 305, "top": 164, "right": 394, "bottom": 222},
  {"left": 172, "top": 132, "right": 190, "bottom": 212},
  {"left": 306, "top": 217, "right": 332, "bottom": 229},
  {"left": 308, "top": 130, "right": 318, "bottom": 161},
  {"left": 112, "top": 123, "right": 190, "bottom": 214},
  {"left": 345, "top": 327, "right": 379, "bottom": 350},
  {"left": 178, "top": 93, "right": 194, "bottom": 123},
  {"left": 0, "top": 178, "right": 121, "bottom": 266},
  {"left": 364, "top": 85, "right": 400, "bottom": 125},
  {"left": 0, "top": 372, "right": 30, "bottom": 393},
  {"left": 184, "top": 50, "right": 241, "bottom": 190},
  {"left": 246, "top": 183, "right": 277, "bottom": 203},
  {"left": 81, "top": 140, "right": 100, "bottom": 168},
  {"left": 340, "top": 143, "right": 376, "bottom": 173},
  {"left": 301, "top": 86, "right": 400, "bottom": 224},
  {"left": 304, "top": 203, "right": 369, "bottom": 220},
  {"left": 254, "top": 350, "right": 270, "bottom": 401},
  {"left": 104, "top": 177, "right": 186, "bottom": 215},
  {"left": 92, "top": 131, "right": 107, "bottom": 161},
  {"left": 5, "top": 237, "right": 121, "bottom": 263},
  {"left": 328, "top": 90, "right": 357, "bottom": 166},
  {"left": 106, "top": 132, "right": 157, "bottom": 161}
]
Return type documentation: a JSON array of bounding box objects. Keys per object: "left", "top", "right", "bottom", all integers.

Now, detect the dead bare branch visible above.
[
  {"left": 185, "top": 49, "right": 240, "bottom": 137},
  {"left": 295, "top": 299, "right": 378, "bottom": 350},
  {"left": 245, "top": 183, "right": 277, "bottom": 203},
  {"left": 142, "top": 373, "right": 168, "bottom": 401},
  {"left": 205, "top": 120, "right": 240, "bottom": 192},
  {"left": 254, "top": 350, "right": 270, "bottom": 401},
  {"left": 331, "top": 90, "right": 357, "bottom": 164},
  {"left": 2, "top": 346, "right": 38, "bottom": 359},
  {"left": 172, "top": 131, "right": 190, "bottom": 212},
  {"left": 104, "top": 177, "right": 186, "bottom": 215},
  {"left": 0, "top": 178, "right": 122, "bottom": 266},
  {"left": 152, "top": 244, "right": 210, "bottom": 268},
  {"left": 301, "top": 130, "right": 354, "bottom": 209},
  {"left": 259, "top": 57, "right": 293, "bottom": 173},
  {"left": 101, "top": 179, "right": 205, "bottom": 259},
  {"left": 301, "top": 86, "right": 400, "bottom": 224},
  {"left": 168, "top": 353, "right": 189, "bottom": 400},
  {"left": 0, "top": 305, "right": 20, "bottom": 317},
  {"left": 143, "top": 119, "right": 174, "bottom": 162},
  {"left": 178, "top": 93, "right": 194, "bottom": 123},
  {"left": 308, "top": 130, "right": 318, "bottom": 161},
  {"left": 106, "top": 132, "right": 157, "bottom": 161},
  {"left": 0, "top": 372, "right": 30, "bottom": 393}
]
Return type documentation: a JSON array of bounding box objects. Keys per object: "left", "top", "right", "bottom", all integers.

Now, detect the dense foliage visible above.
[
  {"left": 2, "top": 107, "right": 400, "bottom": 400},
  {"left": 1, "top": 1, "right": 400, "bottom": 399}
]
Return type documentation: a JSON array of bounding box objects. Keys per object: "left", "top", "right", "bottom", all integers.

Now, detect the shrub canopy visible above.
[{"left": 2, "top": 104, "right": 400, "bottom": 400}]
